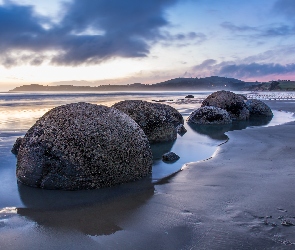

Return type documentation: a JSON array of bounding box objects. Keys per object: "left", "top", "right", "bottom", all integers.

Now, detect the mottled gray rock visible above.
[
  {"left": 16, "top": 102, "right": 153, "bottom": 190},
  {"left": 202, "top": 90, "right": 250, "bottom": 120},
  {"left": 112, "top": 100, "right": 183, "bottom": 143},
  {"left": 176, "top": 124, "right": 187, "bottom": 135},
  {"left": 246, "top": 99, "right": 273, "bottom": 117},
  {"left": 185, "top": 95, "right": 194, "bottom": 98},
  {"left": 187, "top": 106, "right": 232, "bottom": 125},
  {"left": 11, "top": 137, "right": 23, "bottom": 155},
  {"left": 162, "top": 152, "right": 180, "bottom": 162}
]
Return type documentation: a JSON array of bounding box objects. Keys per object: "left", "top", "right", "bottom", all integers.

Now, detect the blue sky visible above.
[{"left": 0, "top": 0, "right": 295, "bottom": 90}]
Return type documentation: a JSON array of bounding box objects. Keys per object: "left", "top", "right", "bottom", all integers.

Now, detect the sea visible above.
[{"left": 0, "top": 90, "right": 295, "bottom": 248}]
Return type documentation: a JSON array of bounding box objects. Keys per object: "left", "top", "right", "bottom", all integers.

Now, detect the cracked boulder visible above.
[
  {"left": 202, "top": 90, "right": 250, "bottom": 120},
  {"left": 112, "top": 100, "right": 183, "bottom": 143},
  {"left": 16, "top": 102, "right": 153, "bottom": 190},
  {"left": 187, "top": 106, "right": 232, "bottom": 125}
]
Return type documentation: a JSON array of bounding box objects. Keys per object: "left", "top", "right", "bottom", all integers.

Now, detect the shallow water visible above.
[{"left": 0, "top": 91, "right": 295, "bottom": 246}]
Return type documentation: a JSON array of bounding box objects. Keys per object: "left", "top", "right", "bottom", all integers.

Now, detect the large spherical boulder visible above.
[
  {"left": 202, "top": 90, "right": 250, "bottom": 120},
  {"left": 246, "top": 99, "right": 273, "bottom": 117},
  {"left": 16, "top": 102, "right": 153, "bottom": 190},
  {"left": 187, "top": 106, "right": 232, "bottom": 125},
  {"left": 112, "top": 100, "right": 183, "bottom": 143}
]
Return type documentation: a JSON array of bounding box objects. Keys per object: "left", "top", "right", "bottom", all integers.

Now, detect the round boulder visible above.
[
  {"left": 246, "top": 99, "right": 273, "bottom": 117},
  {"left": 187, "top": 106, "right": 232, "bottom": 125},
  {"left": 16, "top": 102, "right": 153, "bottom": 190},
  {"left": 112, "top": 100, "right": 183, "bottom": 143},
  {"left": 202, "top": 90, "right": 250, "bottom": 120}
]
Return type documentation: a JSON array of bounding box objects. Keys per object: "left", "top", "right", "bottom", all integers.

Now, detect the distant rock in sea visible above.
[
  {"left": 185, "top": 95, "right": 194, "bottom": 98},
  {"left": 16, "top": 102, "right": 153, "bottom": 190},
  {"left": 162, "top": 152, "right": 180, "bottom": 162},
  {"left": 112, "top": 100, "right": 183, "bottom": 143},
  {"left": 187, "top": 106, "right": 232, "bottom": 125},
  {"left": 202, "top": 90, "right": 250, "bottom": 120}
]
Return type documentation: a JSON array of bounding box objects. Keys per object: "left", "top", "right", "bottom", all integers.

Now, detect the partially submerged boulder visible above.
[
  {"left": 112, "top": 100, "right": 183, "bottom": 143},
  {"left": 162, "top": 152, "right": 180, "bottom": 162},
  {"left": 246, "top": 99, "right": 273, "bottom": 117},
  {"left": 202, "top": 90, "right": 249, "bottom": 120},
  {"left": 16, "top": 102, "right": 153, "bottom": 190},
  {"left": 11, "top": 137, "right": 23, "bottom": 155},
  {"left": 176, "top": 124, "right": 187, "bottom": 136},
  {"left": 187, "top": 106, "right": 232, "bottom": 125}
]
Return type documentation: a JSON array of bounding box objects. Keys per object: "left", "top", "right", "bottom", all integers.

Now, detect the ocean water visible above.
[{"left": 0, "top": 91, "right": 294, "bottom": 246}]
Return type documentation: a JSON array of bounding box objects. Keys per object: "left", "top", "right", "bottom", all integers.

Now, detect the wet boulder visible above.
[
  {"left": 16, "top": 102, "right": 153, "bottom": 190},
  {"left": 162, "top": 152, "right": 180, "bottom": 162},
  {"left": 202, "top": 90, "right": 250, "bottom": 120},
  {"left": 187, "top": 106, "right": 232, "bottom": 125},
  {"left": 246, "top": 99, "right": 273, "bottom": 117},
  {"left": 112, "top": 100, "right": 183, "bottom": 143}
]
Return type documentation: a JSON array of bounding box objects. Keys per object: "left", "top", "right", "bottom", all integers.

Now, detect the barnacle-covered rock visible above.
[
  {"left": 162, "top": 152, "right": 180, "bottom": 162},
  {"left": 246, "top": 99, "right": 273, "bottom": 117},
  {"left": 16, "top": 102, "right": 153, "bottom": 190},
  {"left": 202, "top": 90, "right": 249, "bottom": 120},
  {"left": 187, "top": 106, "right": 232, "bottom": 125},
  {"left": 112, "top": 100, "right": 183, "bottom": 143}
]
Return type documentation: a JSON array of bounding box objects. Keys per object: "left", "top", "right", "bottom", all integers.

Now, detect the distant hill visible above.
[
  {"left": 244, "top": 80, "right": 295, "bottom": 91},
  {"left": 9, "top": 76, "right": 255, "bottom": 92}
]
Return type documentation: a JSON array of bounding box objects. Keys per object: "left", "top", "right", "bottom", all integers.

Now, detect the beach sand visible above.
[{"left": 1, "top": 100, "right": 295, "bottom": 249}]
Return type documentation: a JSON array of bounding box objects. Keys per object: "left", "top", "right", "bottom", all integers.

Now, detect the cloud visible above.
[
  {"left": 192, "top": 59, "right": 295, "bottom": 80},
  {"left": 221, "top": 21, "right": 295, "bottom": 38},
  {"left": 0, "top": 0, "right": 197, "bottom": 66}
]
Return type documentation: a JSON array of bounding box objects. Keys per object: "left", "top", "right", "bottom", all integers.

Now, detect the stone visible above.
[
  {"left": 16, "top": 102, "right": 153, "bottom": 190},
  {"left": 11, "top": 137, "right": 23, "bottom": 155},
  {"left": 176, "top": 124, "right": 187, "bottom": 135},
  {"left": 202, "top": 90, "right": 250, "bottom": 120},
  {"left": 185, "top": 95, "right": 194, "bottom": 98},
  {"left": 187, "top": 106, "right": 232, "bottom": 125},
  {"left": 246, "top": 99, "right": 273, "bottom": 117},
  {"left": 162, "top": 152, "right": 180, "bottom": 162},
  {"left": 112, "top": 100, "right": 183, "bottom": 143}
]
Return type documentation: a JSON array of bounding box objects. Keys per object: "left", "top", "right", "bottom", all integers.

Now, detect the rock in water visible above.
[
  {"left": 187, "top": 106, "right": 232, "bottom": 125},
  {"left": 185, "top": 95, "right": 194, "bottom": 98},
  {"left": 112, "top": 100, "right": 183, "bottom": 143},
  {"left": 176, "top": 124, "right": 187, "bottom": 135},
  {"left": 16, "top": 102, "right": 153, "bottom": 190},
  {"left": 11, "top": 137, "right": 23, "bottom": 155},
  {"left": 202, "top": 90, "right": 249, "bottom": 120},
  {"left": 246, "top": 99, "right": 273, "bottom": 117},
  {"left": 162, "top": 152, "right": 180, "bottom": 162}
]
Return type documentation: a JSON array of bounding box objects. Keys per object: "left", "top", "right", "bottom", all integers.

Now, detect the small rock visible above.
[
  {"left": 11, "top": 137, "right": 23, "bottom": 155},
  {"left": 185, "top": 95, "right": 194, "bottom": 98},
  {"left": 176, "top": 124, "right": 187, "bottom": 136},
  {"left": 281, "top": 220, "right": 295, "bottom": 227},
  {"left": 162, "top": 152, "right": 180, "bottom": 162}
]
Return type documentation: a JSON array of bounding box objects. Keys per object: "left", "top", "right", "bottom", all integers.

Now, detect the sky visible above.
[{"left": 0, "top": 0, "right": 295, "bottom": 91}]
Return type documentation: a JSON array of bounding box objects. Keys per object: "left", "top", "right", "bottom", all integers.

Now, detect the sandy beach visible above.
[{"left": 0, "top": 98, "right": 295, "bottom": 249}]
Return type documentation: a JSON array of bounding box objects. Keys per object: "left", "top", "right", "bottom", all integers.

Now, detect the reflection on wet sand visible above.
[{"left": 17, "top": 178, "right": 154, "bottom": 236}]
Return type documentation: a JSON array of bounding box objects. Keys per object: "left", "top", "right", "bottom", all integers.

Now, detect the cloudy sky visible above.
[{"left": 0, "top": 0, "right": 295, "bottom": 91}]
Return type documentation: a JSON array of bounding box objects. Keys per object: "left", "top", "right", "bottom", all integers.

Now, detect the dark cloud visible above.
[
  {"left": 192, "top": 59, "right": 295, "bottom": 79},
  {"left": 221, "top": 21, "right": 294, "bottom": 38},
  {"left": 0, "top": 0, "right": 197, "bottom": 66}
]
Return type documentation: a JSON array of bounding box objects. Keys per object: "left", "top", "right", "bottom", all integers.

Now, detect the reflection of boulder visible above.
[
  {"left": 17, "top": 102, "right": 153, "bottom": 190},
  {"left": 188, "top": 123, "right": 230, "bottom": 140},
  {"left": 187, "top": 106, "right": 232, "bottom": 125},
  {"left": 112, "top": 100, "right": 183, "bottom": 143},
  {"left": 17, "top": 179, "right": 154, "bottom": 236},
  {"left": 150, "top": 140, "right": 175, "bottom": 160},
  {"left": 246, "top": 99, "right": 273, "bottom": 117},
  {"left": 202, "top": 90, "right": 249, "bottom": 120},
  {"left": 188, "top": 116, "right": 272, "bottom": 140}
]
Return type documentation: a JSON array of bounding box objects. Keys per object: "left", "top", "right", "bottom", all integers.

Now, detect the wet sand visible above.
[{"left": 1, "top": 100, "right": 295, "bottom": 249}]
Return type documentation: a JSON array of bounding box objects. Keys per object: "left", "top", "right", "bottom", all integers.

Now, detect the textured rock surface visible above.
[
  {"left": 162, "top": 152, "right": 180, "bottom": 162},
  {"left": 16, "top": 102, "right": 153, "bottom": 190},
  {"left": 176, "top": 124, "right": 187, "bottom": 135},
  {"left": 246, "top": 99, "right": 273, "bottom": 117},
  {"left": 202, "top": 90, "right": 250, "bottom": 120},
  {"left": 112, "top": 100, "right": 183, "bottom": 143},
  {"left": 11, "top": 137, "right": 23, "bottom": 155},
  {"left": 187, "top": 106, "right": 232, "bottom": 125}
]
